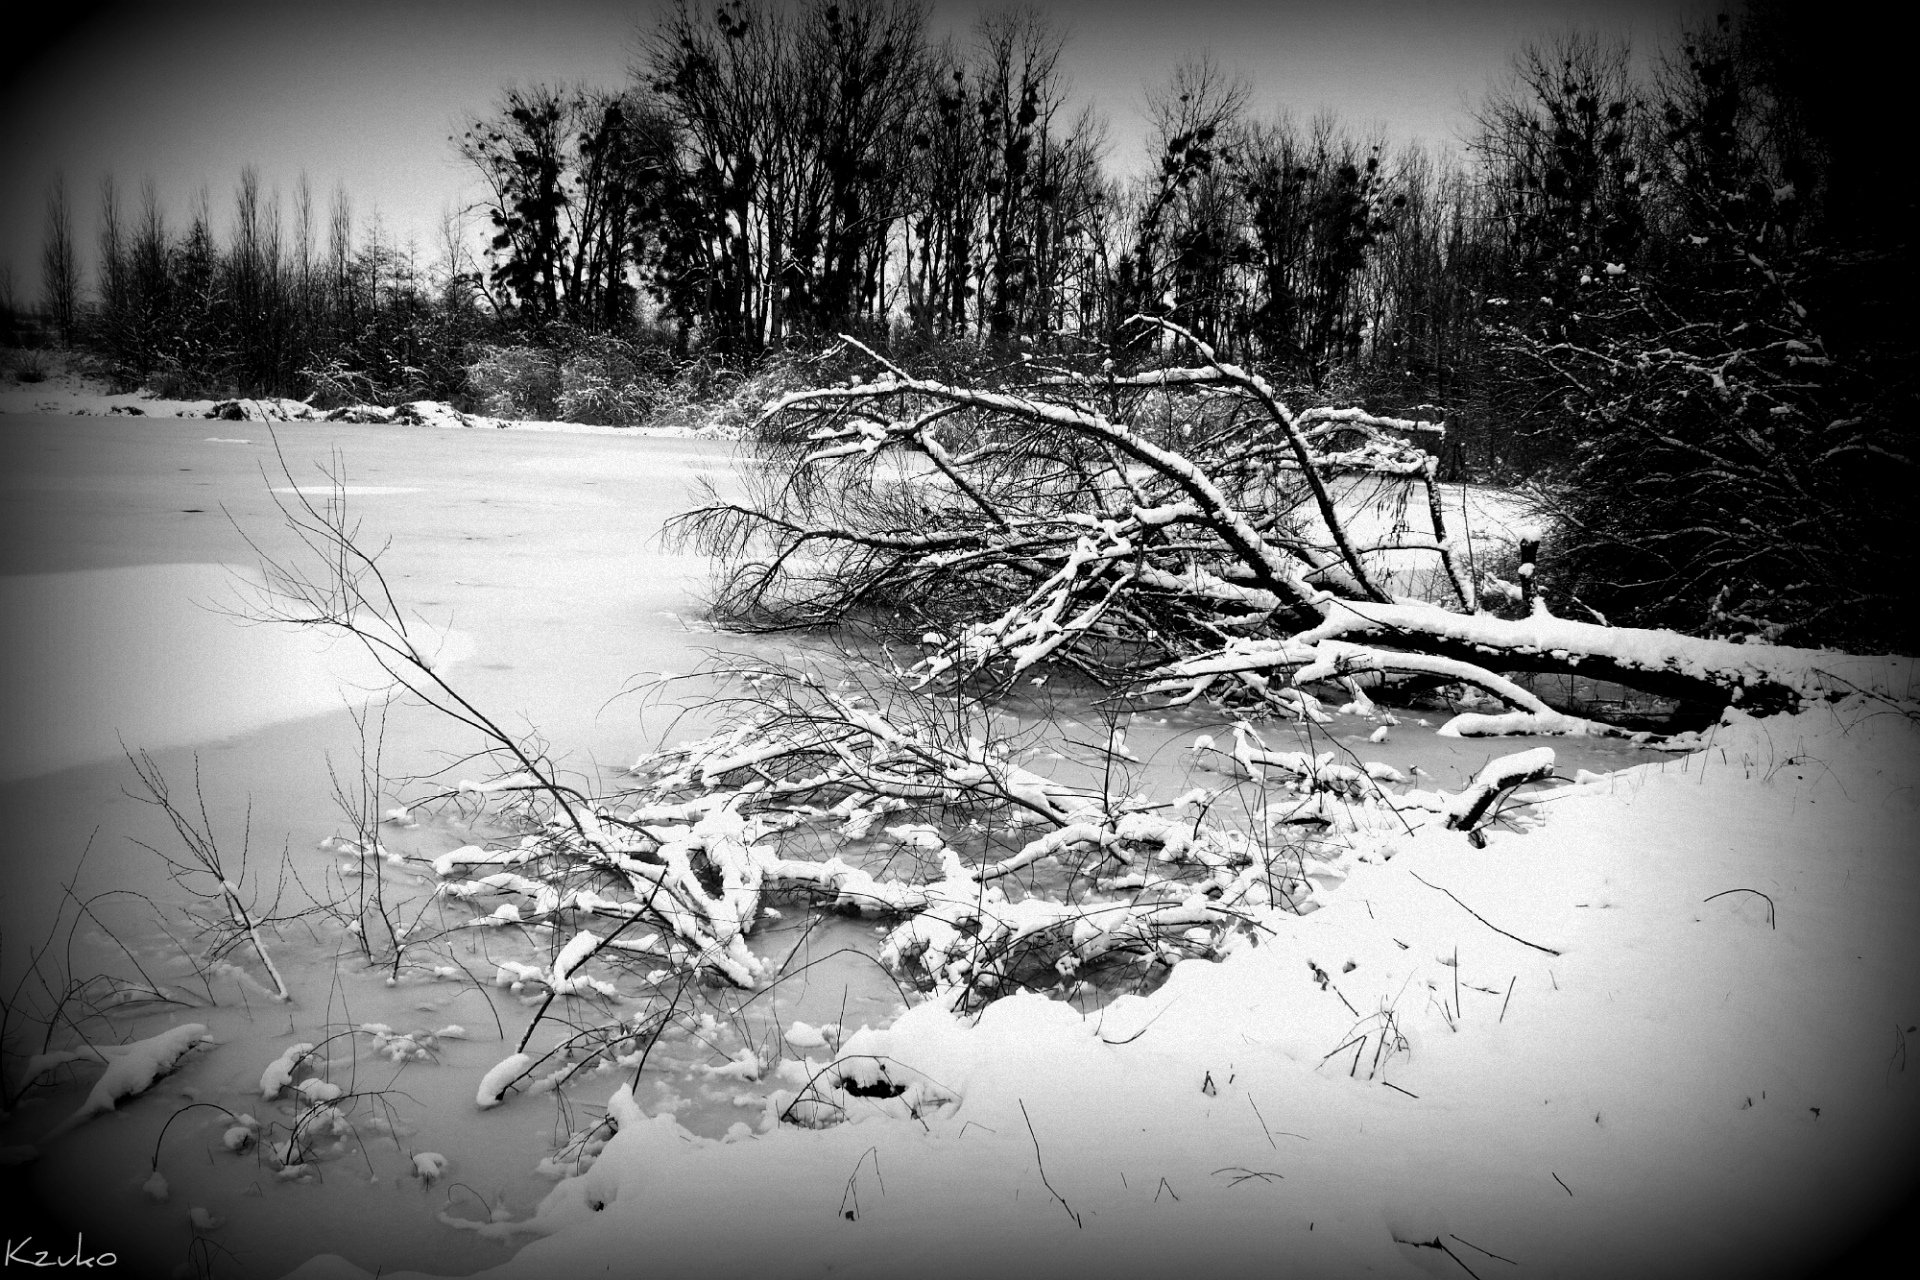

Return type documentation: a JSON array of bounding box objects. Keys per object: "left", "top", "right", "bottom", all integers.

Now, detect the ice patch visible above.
[{"left": 0, "top": 564, "right": 472, "bottom": 781}]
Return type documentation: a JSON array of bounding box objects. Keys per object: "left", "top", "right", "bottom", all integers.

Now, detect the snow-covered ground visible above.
[
  {"left": 299, "top": 702, "right": 1918, "bottom": 1280},
  {"left": 1, "top": 402, "right": 1913, "bottom": 1279}
]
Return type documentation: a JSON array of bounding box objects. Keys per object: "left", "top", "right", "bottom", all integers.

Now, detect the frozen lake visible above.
[
  {"left": 0, "top": 416, "right": 759, "bottom": 1276},
  {"left": 4, "top": 414, "right": 1824, "bottom": 1280}
]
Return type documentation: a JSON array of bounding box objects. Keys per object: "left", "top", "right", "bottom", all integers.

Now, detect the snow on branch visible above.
[
  {"left": 32, "top": 1024, "right": 211, "bottom": 1148},
  {"left": 1442, "top": 748, "right": 1559, "bottom": 831},
  {"left": 696, "top": 326, "right": 1916, "bottom": 734}
]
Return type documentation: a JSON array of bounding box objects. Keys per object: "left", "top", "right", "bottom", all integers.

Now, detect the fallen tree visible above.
[
  {"left": 678, "top": 320, "right": 1908, "bottom": 734},
  {"left": 240, "top": 446, "right": 1392, "bottom": 1015}
]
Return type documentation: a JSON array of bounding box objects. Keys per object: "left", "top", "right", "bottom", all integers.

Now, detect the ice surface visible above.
[{"left": 0, "top": 564, "right": 471, "bottom": 782}]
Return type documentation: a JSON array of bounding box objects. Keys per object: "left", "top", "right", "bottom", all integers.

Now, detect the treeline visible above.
[
  {"left": 37, "top": 168, "right": 484, "bottom": 403},
  {"left": 456, "top": 2, "right": 1451, "bottom": 383}
]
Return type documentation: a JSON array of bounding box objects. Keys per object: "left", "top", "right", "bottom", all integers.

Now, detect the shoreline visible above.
[{"left": 0, "top": 372, "right": 732, "bottom": 438}]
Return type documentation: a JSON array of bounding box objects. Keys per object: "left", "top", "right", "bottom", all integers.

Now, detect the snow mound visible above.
[{"left": 35, "top": 1024, "right": 210, "bottom": 1147}]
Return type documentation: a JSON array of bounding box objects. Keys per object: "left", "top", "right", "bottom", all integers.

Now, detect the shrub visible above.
[
  {"left": 299, "top": 357, "right": 381, "bottom": 410},
  {"left": 554, "top": 332, "right": 675, "bottom": 426},
  {"left": 464, "top": 343, "right": 559, "bottom": 420},
  {"left": 6, "top": 347, "right": 48, "bottom": 383}
]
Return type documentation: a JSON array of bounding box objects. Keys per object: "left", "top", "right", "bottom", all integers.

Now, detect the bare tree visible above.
[
  {"left": 643, "top": 0, "right": 796, "bottom": 351},
  {"left": 40, "top": 174, "right": 79, "bottom": 343},
  {"left": 95, "top": 176, "right": 129, "bottom": 377},
  {"left": 456, "top": 83, "right": 675, "bottom": 331}
]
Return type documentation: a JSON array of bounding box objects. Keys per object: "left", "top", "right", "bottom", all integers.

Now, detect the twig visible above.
[
  {"left": 1702, "top": 887, "right": 1775, "bottom": 929},
  {"left": 125, "top": 750, "right": 296, "bottom": 1000},
  {"left": 1407, "top": 871, "right": 1562, "bottom": 956},
  {"left": 1319, "top": 1034, "right": 1365, "bottom": 1065},
  {"left": 1019, "top": 1099, "right": 1081, "bottom": 1228},
  {"left": 1394, "top": 1235, "right": 1484, "bottom": 1279},
  {"left": 839, "top": 1146, "right": 883, "bottom": 1221},
  {"left": 1248, "top": 1096, "right": 1275, "bottom": 1148},
  {"left": 1449, "top": 1233, "right": 1519, "bottom": 1265},
  {"left": 1212, "top": 1166, "right": 1284, "bottom": 1186}
]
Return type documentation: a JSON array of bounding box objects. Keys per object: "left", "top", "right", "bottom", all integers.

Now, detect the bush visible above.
[
  {"left": 705, "top": 343, "right": 905, "bottom": 437},
  {"left": 554, "top": 332, "right": 676, "bottom": 426},
  {"left": 5, "top": 348, "right": 48, "bottom": 383},
  {"left": 299, "top": 357, "right": 381, "bottom": 410},
  {"left": 465, "top": 343, "right": 559, "bottom": 420}
]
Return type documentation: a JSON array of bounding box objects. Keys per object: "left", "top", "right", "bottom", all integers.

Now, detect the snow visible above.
[
  {"left": 3, "top": 407, "right": 1913, "bottom": 1278},
  {"left": 1439, "top": 746, "right": 1558, "bottom": 827},
  {"left": 476, "top": 1054, "right": 534, "bottom": 1109},
  {"left": 784, "top": 1020, "right": 837, "bottom": 1050},
  {"left": 282, "top": 696, "right": 1918, "bottom": 1280},
  {"left": 296, "top": 1078, "right": 346, "bottom": 1104},
  {"left": 32, "top": 1024, "right": 209, "bottom": 1147},
  {"left": 261, "top": 1043, "right": 316, "bottom": 1099},
  {"left": 271, "top": 484, "right": 424, "bottom": 496},
  {"left": 1298, "top": 599, "right": 1917, "bottom": 705},
  {"left": 550, "top": 930, "right": 600, "bottom": 985},
  {"left": 1, "top": 411, "right": 754, "bottom": 1277}
]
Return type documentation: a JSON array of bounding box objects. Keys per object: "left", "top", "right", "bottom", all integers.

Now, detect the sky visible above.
[{"left": 0, "top": 0, "right": 1703, "bottom": 306}]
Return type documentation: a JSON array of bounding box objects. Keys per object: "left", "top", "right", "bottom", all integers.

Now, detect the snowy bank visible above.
[
  {"left": 288, "top": 692, "right": 1920, "bottom": 1280},
  {"left": 0, "top": 377, "right": 730, "bottom": 438}
]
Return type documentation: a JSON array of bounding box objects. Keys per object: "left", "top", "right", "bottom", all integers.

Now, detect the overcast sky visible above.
[{"left": 1, "top": 0, "right": 1701, "bottom": 301}]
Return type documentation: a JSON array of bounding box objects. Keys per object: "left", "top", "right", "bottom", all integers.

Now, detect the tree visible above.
[
  {"left": 1119, "top": 56, "right": 1248, "bottom": 357},
  {"left": 222, "top": 166, "right": 299, "bottom": 394},
  {"left": 1358, "top": 146, "right": 1492, "bottom": 462},
  {"left": 902, "top": 47, "right": 986, "bottom": 339},
  {"left": 784, "top": 0, "right": 929, "bottom": 335},
  {"left": 457, "top": 84, "right": 677, "bottom": 332},
  {"left": 1140, "top": 57, "right": 1250, "bottom": 357},
  {"left": 897, "top": 9, "right": 1106, "bottom": 346},
  {"left": 641, "top": 0, "right": 937, "bottom": 348},
  {"left": 642, "top": 0, "right": 793, "bottom": 352},
  {"left": 1472, "top": 16, "right": 1916, "bottom": 649},
  {"left": 677, "top": 320, "right": 1868, "bottom": 737},
  {"left": 94, "top": 176, "right": 130, "bottom": 379},
  {"left": 40, "top": 174, "right": 78, "bottom": 344},
  {"left": 1237, "top": 114, "right": 1401, "bottom": 380},
  {"left": 969, "top": 5, "right": 1073, "bottom": 341},
  {"left": 1474, "top": 32, "right": 1646, "bottom": 298}
]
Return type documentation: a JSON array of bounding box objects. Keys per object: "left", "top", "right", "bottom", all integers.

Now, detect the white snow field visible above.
[{"left": 1, "top": 409, "right": 1914, "bottom": 1280}]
